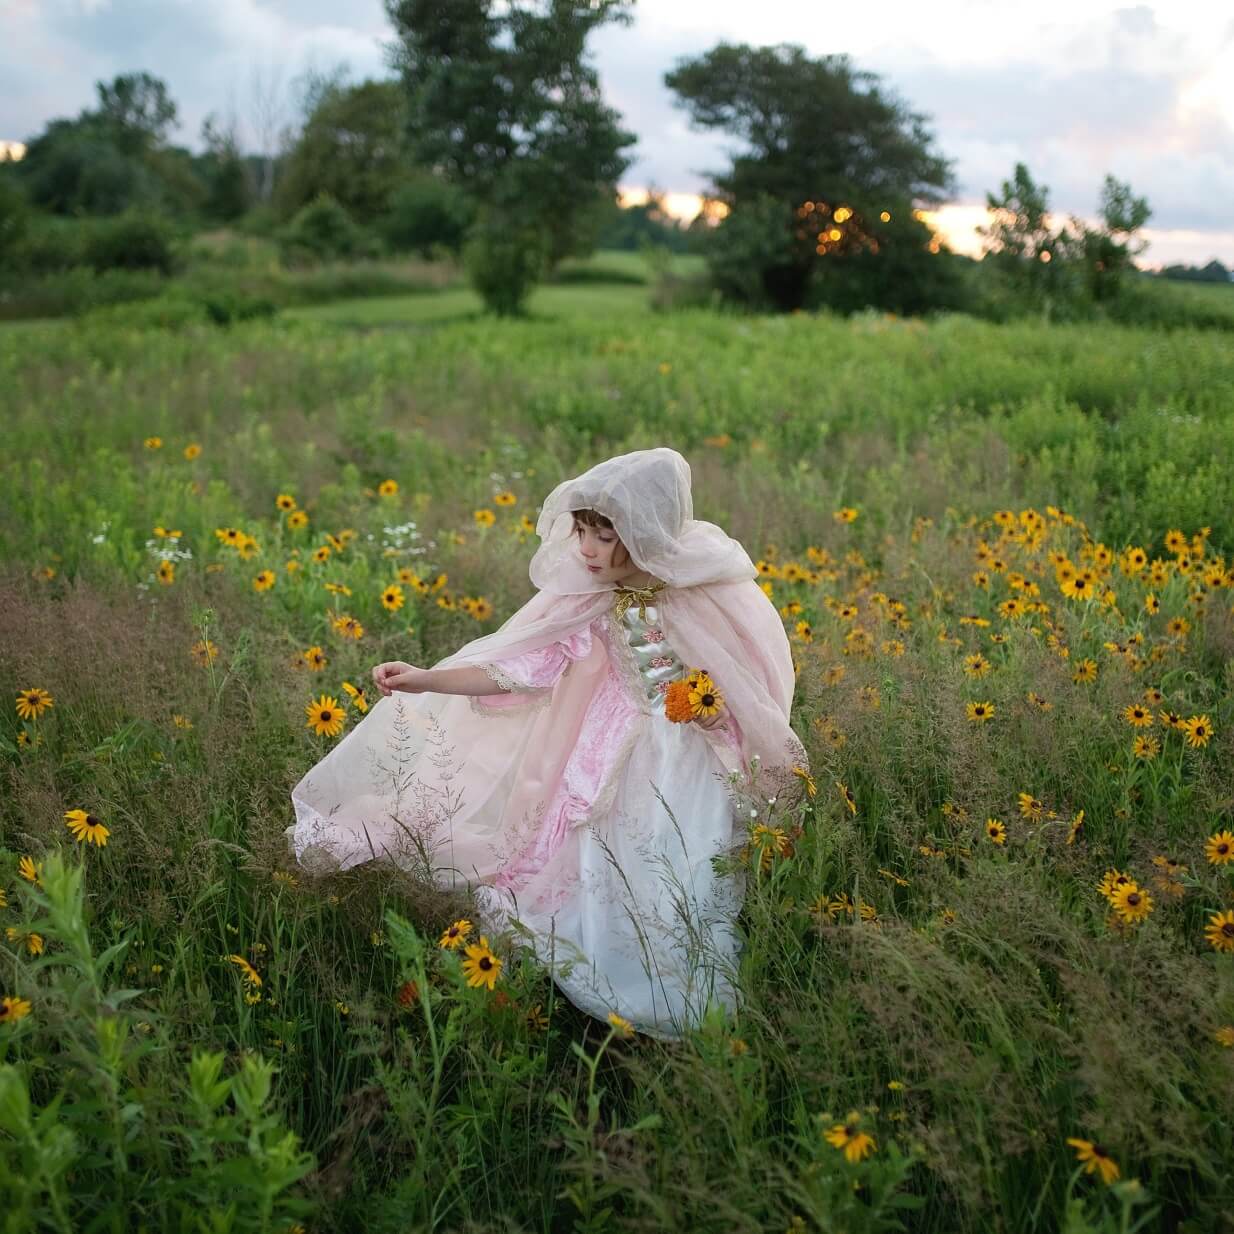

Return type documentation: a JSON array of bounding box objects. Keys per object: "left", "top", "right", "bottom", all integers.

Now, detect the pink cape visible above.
[{"left": 286, "top": 576, "right": 809, "bottom": 885}]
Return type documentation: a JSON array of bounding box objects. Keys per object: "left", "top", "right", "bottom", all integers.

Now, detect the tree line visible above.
[{"left": 0, "top": 0, "right": 1191, "bottom": 321}]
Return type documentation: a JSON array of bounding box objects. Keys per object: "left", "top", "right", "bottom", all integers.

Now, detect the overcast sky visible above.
[{"left": 4, "top": 0, "right": 1233, "bottom": 266}]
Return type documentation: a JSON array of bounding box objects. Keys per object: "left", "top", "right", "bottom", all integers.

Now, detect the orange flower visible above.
[{"left": 664, "top": 679, "right": 695, "bottom": 723}]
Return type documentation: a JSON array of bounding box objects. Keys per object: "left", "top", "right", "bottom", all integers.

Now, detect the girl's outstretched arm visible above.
[{"left": 372, "top": 661, "right": 512, "bottom": 698}]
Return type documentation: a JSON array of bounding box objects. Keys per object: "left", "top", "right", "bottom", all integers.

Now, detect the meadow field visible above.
[{"left": 2, "top": 260, "right": 1233, "bottom": 1233}]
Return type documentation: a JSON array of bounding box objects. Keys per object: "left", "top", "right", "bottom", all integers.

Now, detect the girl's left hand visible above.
[{"left": 693, "top": 709, "right": 727, "bottom": 731}]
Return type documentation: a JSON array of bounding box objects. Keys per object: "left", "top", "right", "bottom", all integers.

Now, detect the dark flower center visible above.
[{"left": 480, "top": 957, "right": 492, "bottom": 970}]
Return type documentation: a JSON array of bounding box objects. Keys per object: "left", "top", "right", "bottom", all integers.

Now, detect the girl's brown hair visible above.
[{"left": 571, "top": 508, "right": 631, "bottom": 567}]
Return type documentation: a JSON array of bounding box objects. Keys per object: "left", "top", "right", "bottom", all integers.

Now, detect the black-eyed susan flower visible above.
[
  {"left": 986, "top": 817, "right": 1007, "bottom": 845},
  {"left": 17, "top": 856, "right": 41, "bottom": 886},
  {"left": 473, "top": 508, "right": 496, "bottom": 528},
  {"left": 183, "top": 442, "right": 202, "bottom": 460},
  {"left": 1123, "top": 703, "right": 1152, "bottom": 728},
  {"left": 1183, "top": 715, "right": 1213, "bottom": 748},
  {"left": 227, "top": 955, "right": 262, "bottom": 987},
  {"left": 156, "top": 560, "right": 176, "bottom": 586},
  {"left": 688, "top": 676, "right": 724, "bottom": 720},
  {"left": 833, "top": 507, "right": 859, "bottom": 524},
  {"left": 15, "top": 688, "right": 53, "bottom": 721},
  {"left": 1111, "top": 881, "right": 1152, "bottom": 924},
  {"left": 305, "top": 696, "right": 346, "bottom": 738},
  {"left": 823, "top": 1111, "right": 876, "bottom": 1162},
  {"left": 253, "top": 569, "right": 276, "bottom": 592},
  {"left": 190, "top": 639, "right": 219, "bottom": 667},
  {"left": 381, "top": 584, "right": 405, "bottom": 611},
  {"left": 288, "top": 510, "right": 309, "bottom": 531},
  {"left": 1205, "top": 830, "right": 1234, "bottom": 865},
  {"left": 303, "top": 646, "right": 328, "bottom": 671},
  {"left": 966, "top": 701, "right": 995, "bottom": 723},
  {"left": 1066, "top": 1138, "right": 1120, "bottom": 1185},
  {"left": 1214, "top": 1026, "right": 1234, "bottom": 1048},
  {"left": 1132, "top": 735, "right": 1160, "bottom": 761},
  {"left": 276, "top": 493, "right": 297, "bottom": 512},
  {"left": 378, "top": 479, "right": 399, "bottom": 497},
  {"left": 1018, "top": 792, "right": 1044, "bottom": 820},
  {"left": 1072, "top": 658, "right": 1098, "bottom": 683},
  {"left": 493, "top": 490, "right": 516, "bottom": 506},
  {"left": 607, "top": 1011, "right": 635, "bottom": 1038},
  {"left": 5, "top": 928, "right": 44, "bottom": 956},
  {"left": 964, "top": 653, "right": 991, "bottom": 677},
  {"left": 1066, "top": 810, "right": 1084, "bottom": 844},
  {"left": 1097, "top": 868, "right": 1133, "bottom": 903},
  {"left": 341, "top": 681, "right": 369, "bottom": 713},
  {"left": 836, "top": 781, "right": 857, "bottom": 815},
  {"left": 1026, "top": 691, "right": 1053, "bottom": 711},
  {"left": 461, "top": 935, "right": 502, "bottom": 990},
  {"left": 439, "top": 919, "right": 473, "bottom": 949},
  {"left": 792, "top": 765, "right": 817, "bottom": 798},
  {"left": 0, "top": 996, "right": 33, "bottom": 1023},
  {"left": 312, "top": 545, "right": 331, "bottom": 564},
  {"left": 64, "top": 809, "right": 110, "bottom": 847},
  {"left": 144, "top": 436, "right": 163, "bottom": 450},
  {"left": 1206, "top": 910, "right": 1234, "bottom": 952}
]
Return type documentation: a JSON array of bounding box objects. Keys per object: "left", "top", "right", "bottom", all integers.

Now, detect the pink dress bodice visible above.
[{"left": 480, "top": 602, "right": 742, "bottom": 893}]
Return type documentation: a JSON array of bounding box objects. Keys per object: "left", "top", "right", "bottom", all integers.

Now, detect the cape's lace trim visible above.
[
  {"left": 467, "top": 689, "right": 552, "bottom": 719},
  {"left": 480, "top": 662, "right": 523, "bottom": 692}
]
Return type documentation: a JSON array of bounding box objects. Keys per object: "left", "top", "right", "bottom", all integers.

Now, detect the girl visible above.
[{"left": 286, "top": 447, "right": 808, "bottom": 1039}]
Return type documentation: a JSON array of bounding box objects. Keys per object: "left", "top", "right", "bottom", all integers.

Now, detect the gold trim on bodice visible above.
[{"left": 611, "top": 579, "right": 667, "bottom": 623}]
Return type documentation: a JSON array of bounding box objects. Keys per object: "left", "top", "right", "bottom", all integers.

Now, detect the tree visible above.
[
  {"left": 665, "top": 44, "right": 953, "bottom": 210},
  {"left": 1079, "top": 174, "right": 1151, "bottom": 301},
  {"left": 95, "top": 71, "right": 179, "bottom": 157},
  {"left": 383, "top": 0, "right": 637, "bottom": 309},
  {"left": 17, "top": 72, "right": 183, "bottom": 216},
  {"left": 664, "top": 42, "right": 956, "bottom": 312},
  {"left": 980, "top": 164, "right": 1152, "bottom": 313},
  {"left": 200, "top": 112, "right": 251, "bottom": 222},
  {"left": 274, "top": 79, "right": 408, "bottom": 222}
]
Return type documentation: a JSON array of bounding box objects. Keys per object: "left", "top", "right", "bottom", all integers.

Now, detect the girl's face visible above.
[{"left": 574, "top": 519, "right": 631, "bottom": 579}]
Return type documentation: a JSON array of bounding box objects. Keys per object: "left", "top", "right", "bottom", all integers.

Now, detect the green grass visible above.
[{"left": 2, "top": 270, "right": 1233, "bottom": 1233}]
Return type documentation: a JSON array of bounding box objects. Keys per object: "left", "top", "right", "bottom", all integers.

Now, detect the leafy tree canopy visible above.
[
  {"left": 383, "top": 0, "right": 637, "bottom": 267},
  {"left": 664, "top": 43, "right": 954, "bottom": 209},
  {"left": 275, "top": 78, "right": 409, "bottom": 222}
]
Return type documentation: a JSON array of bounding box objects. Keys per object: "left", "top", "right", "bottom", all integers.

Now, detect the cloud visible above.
[{"left": 864, "top": 6, "right": 1234, "bottom": 233}]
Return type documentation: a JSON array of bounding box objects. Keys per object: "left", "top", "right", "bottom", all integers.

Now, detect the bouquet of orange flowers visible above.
[{"left": 665, "top": 669, "right": 725, "bottom": 724}]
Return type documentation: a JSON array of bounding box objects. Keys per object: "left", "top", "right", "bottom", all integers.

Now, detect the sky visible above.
[{"left": 3, "top": 0, "right": 1233, "bottom": 267}]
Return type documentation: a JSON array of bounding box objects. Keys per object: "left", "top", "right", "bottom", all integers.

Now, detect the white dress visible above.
[{"left": 469, "top": 593, "right": 750, "bottom": 1040}]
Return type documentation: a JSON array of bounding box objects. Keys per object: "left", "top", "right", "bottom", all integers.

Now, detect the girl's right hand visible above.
[{"left": 372, "top": 661, "right": 428, "bottom": 696}]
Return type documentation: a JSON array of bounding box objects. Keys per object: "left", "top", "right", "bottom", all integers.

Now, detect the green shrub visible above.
[
  {"left": 83, "top": 210, "right": 178, "bottom": 274},
  {"left": 0, "top": 265, "right": 165, "bottom": 320},
  {"left": 462, "top": 208, "right": 551, "bottom": 316},
  {"left": 0, "top": 176, "right": 29, "bottom": 270},
  {"left": 380, "top": 173, "right": 474, "bottom": 258},
  {"left": 279, "top": 193, "right": 378, "bottom": 266}
]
